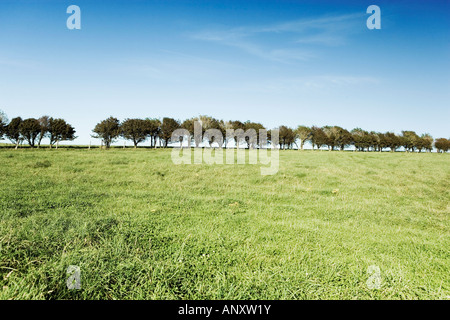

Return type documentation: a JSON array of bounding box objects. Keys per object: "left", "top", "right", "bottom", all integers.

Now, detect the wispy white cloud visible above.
[
  {"left": 216, "top": 75, "right": 380, "bottom": 94},
  {"left": 190, "top": 13, "right": 365, "bottom": 62}
]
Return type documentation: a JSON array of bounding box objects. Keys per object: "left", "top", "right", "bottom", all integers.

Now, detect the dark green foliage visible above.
[
  {"left": 37, "top": 115, "right": 50, "bottom": 148},
  {"left": 92, "top": 117, "right": 120, "bottom": 149},
  {"left": 120, "top": 118, "right": 150, "bottom": 148},
  {"left": 19, "top": 118, "right": 41, "bottom": 148},
  {"left": 0, "top": 110, "right": 8, "bottom": 139},
  {"left": 144, "top": 118, "right": 161, "bottom": 148},
  {"left": 434, "top": 138, "right": 450, "bottom": 153},
  {"left": 278, "top": 125, "right": 296, "bottom": 149},
  {"left": 295, "top": 126, "right": 311, "bottom": 150},
  {"left": 310, "top": 126, "right": 328, "bottom": 150},
  {"left": 243, "top": 121, "right": 265, "bottom": 148},
  {"left": 351, "top": 128, "right": 370, "bottom": 151},
  {"left": 401, "top": 131, "right": 420, "bottom": 152},
  {"left": 0, "top": 112, "right": 445, "bottom": 152},
  {"left": 5, "top": 117, "right": 23, "bottom": 149},
  {"left": 48, "top": 118, "right": 76, "bottom": 148},
  {"left": 159, "top": 117, "right": 180, "bottom": 148}
]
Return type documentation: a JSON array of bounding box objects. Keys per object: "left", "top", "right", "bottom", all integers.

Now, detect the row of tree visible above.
[
  {"left": 90, "top": 115, "right": 450, "bottom": 153},
  {"left": 1, "top": 110, "right": 449, "bottom": 152},
  {"left": 0, "top": 111, "right": 76, "bottom": 149}
]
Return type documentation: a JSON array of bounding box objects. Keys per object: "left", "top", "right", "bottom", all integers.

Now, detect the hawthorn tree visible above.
[
  {"left": 120, "top": 118, "right": 150, "bottom": 148},
  {"left": 401, "top": 131, "right": 420, "bottom": 152},
  {"left": 351, "top": 128, "right": 374, "bottom": 151},
  {"left": 336, "top": 127, "right": 352, "bottom": 151},
  {"left": 295, "top": 126, "right": 311, "bottom": 150},
  {"left": 310, "top": 126, "right": 328, "bottom": 150},
  {"left": 48, "top": 118, "right": 76, "bottom": 148},
  {"left": 159, "top": 117, "right": 180, "bottom": 148},
  {"left": 5, "top": 117, "right": 23, "bottom": 149},
  {"left": 384, "top": 132, "right": 401, "bottom": 152},
  {"left": 279, "top": 126, "right": 296, "bottom": 150},
  {"left": 144, "top": 118, "right": 161, "bottom": 148},
  {"left": 37, "top": 115, "right": 50, "bottom": 148},
  {"left": 203, "top": 117, "right": 224, "bottom": 147},
  {"left": 92, "top": 117, "right": 120, "bottom": 149},
  {"left": 181, "top": 118, "right": 195, "bottom": 147},
  {"left": 19, "top": 118, "right": 41, "bottom": 148},
  {"left": 435, "top": 138, "right": 450, "bottom": 153},
  {"left": 0, "top": 110, "right": 8, "bottom": 139},
  {"left": 229, "top": 120, "right": 245, "bottom": 149},
  {"left": 322, "top": 126, "right": 335, "bottom": 151},
  {"left": 377, "top": 132, "right": 389, "bottom": 152},
  {"left": 419, "top": 134, "right": 433, "bottom": 152},
  {"left": 367, "top": 131, "right": 380, "bottom": 152},
  {"left": 243, "top": 121, "right": 265, "bottom": 149}
]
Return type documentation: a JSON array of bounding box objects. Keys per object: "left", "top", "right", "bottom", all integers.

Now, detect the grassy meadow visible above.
[{"left": 0, "top": 147, "right": 448, "bottom": 299}]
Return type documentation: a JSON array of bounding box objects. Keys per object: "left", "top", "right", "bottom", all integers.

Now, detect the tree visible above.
[
  {"left": 323, "top": 126, "right": 352, "bottom": 151},
  {"left": 243, "top": 121, "right": 265, "bottom": 149},
  {"left": 401, "top": 131, "right": 420, "bottom": 152},
  {"left": 181, "top": 118, "right": 195, "bottom": 148},
  {"left": 367, "top": 131, "right": 380, "bottom": 152},
  {"left": 417, "top": 133, "right": 433, "bottom": 153},
  {"left": 222, "top": 120, "right": 235, "bottom": 148},
  {"left": 0, "top": 110, "right": 8, "bottom": 139},
  {"left": 384, "top": 132, "right": 401, "bottom": 152},
  {"left": 229, "top": 120, "right": 245, "bottom": 149},
  {"left": 435, "top": 138, "right": 450, "bottom": 153},
  {"left": 19, "top": 118, "right": 41, "bottom": 148},
  {"left": 335, "top": 127, "right": 352, "bottom": 151},
  {"left": 5, "top": 117, "right": 23, "bottom": 149},
  {"left": 159, "top": 117, "right": 180, "bottom": 148},
  {"left": 203, "top": 117, "right": 224, "bottom": 147},
  {"left": 322, "top": 126, "right": 336, "bottom": 151},
  {"left": 279, "top": 126, "right": 296, "bottom": 150},
  {"left": 182, "top": 117, "right": 205, "bottom": 148},
  {"left": 37, "top": 115, "right": 50, "bottom": 148},
  {"left": 48, "top": 118, "right": 76, "bottom": 148},
  {"left": 295, "top": 126, "right": 311, "bottom": 150},
  {"left": 351, "top": 128, "right": 371, "bottom": 151},
  {"left": 309, "top": 126, "right": 328, "bottom": 150},
  {"left": 377, "top": 132, "right": 389, "bottom": 152},
  {"left": 92, "top": 117, "right": 120, "bottom": 149},
  {"left": 120, "top": 118, "right": 150, "bottom": 148},
  {"left": 144, "top": 118, "right": 161, "bottom": 148}
]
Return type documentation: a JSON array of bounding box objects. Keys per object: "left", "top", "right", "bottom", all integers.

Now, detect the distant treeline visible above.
[
  {"left": 0, "top": 112, "right": 75, "bottom": 149},
  {"left": 1, "top": 111, "right": 449, "bottom": 152}
]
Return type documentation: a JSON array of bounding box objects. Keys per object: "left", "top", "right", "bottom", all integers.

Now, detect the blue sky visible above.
[{"left": 0, "top": 0, "right": 449, "bottom": 145}]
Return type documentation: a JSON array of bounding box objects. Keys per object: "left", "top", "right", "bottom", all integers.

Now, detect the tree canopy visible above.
[{"left": 92, "top": 116, "right": 120, "bottom": 149}]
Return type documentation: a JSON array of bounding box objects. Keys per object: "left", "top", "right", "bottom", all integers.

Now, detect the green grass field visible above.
[{"left": 0, "top": 148, "right": 448, "bottom": 299}]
